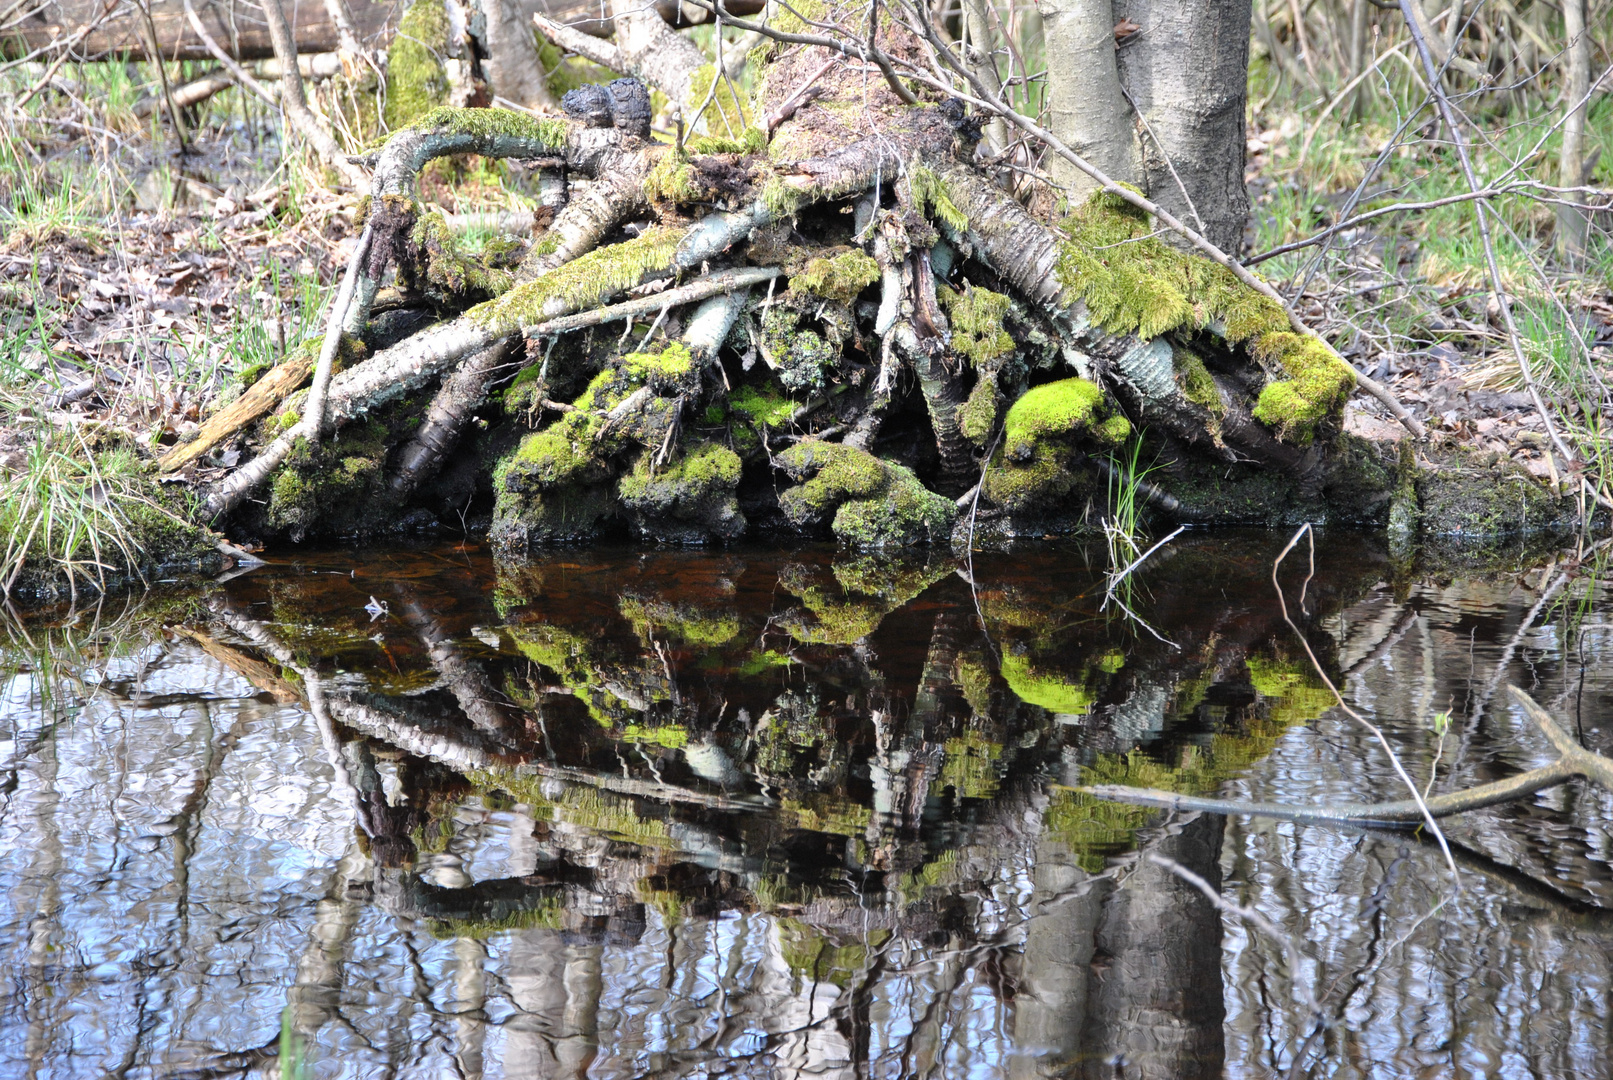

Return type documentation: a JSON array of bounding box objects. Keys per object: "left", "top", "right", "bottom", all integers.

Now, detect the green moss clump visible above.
[
  {"left": 1175, "top": 351, "right": 1224, "bottom": 416},
  {"left": 267, "top": 422, "right": 390, "bottom": 535},
  {"left": 730, "top": 385, "right": 795, "bottom": 429},
  {"left": 1001, "top": 378, "right": 1112, "bottom": 457},
  {"left": 907, "top": 165, "right": 969, "bottom": 234},
  {"left": 393, "top": 106, "right": 570, "bottom": 149},
  {"left": 776, "top": 442, "right": 955, "bottom": 549},
  {"left": 789, "top": 249, "right": 880, "bottom": 303},
  {"left": 1055, "top": 189, "right": 1354, "bottom": 443},
  {"left": 957, "top": 377, "right": 998, "bottom": 445},
  {"left": 383, "top": 0, "right": 451, "bottom": 130},
  {"left": 937, "top": 284, "right": 1014, "bottom": 366},
  {"left": 469, "top": 226, "right": 686, "bottom": 330},
  {"left": 760, "top": 176, "right": 805, "bottom": 220},
  {"left": 644, "top": 150, "right": 700, "bottom": 204},
  {"left": 617, "top": 441, "right": 746, "bottom": 542}
]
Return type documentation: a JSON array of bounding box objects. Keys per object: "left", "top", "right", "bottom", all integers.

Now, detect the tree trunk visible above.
[
  {"left": 1112, "top": 0, "right": 1253, "bottom": 254},
  {"left": 1036, "top": 0, "right": 1139, "bottom": 202},
  {"left": 1556, "top": 0, "right": 1592, "bottom": 262}
]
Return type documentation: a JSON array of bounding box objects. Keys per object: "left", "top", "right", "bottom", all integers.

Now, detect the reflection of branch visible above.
[{"left": 1085, "top": 686, "right": 1605, "bottom": 828}]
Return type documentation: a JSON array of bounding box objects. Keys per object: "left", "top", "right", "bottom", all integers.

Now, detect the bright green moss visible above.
[
  {"left": 384, "top": 0, "right": 450, "bottom": 130},
  {"left": 469, "top": 226, "right": 685, "bottom": 329},
  {"left": 644, "top": 151, "right": 700, "bottom": 204},
  {"left": 776, "top": 442, "right": 954, "bottom": 548},
  {"left": 1000, "top": 652, "right": 1094, "bottom": 715},
  {"left": 685, "top": 63, "right": 753, "bottom": 135},
  {"left": 730, "top": 384, "right": 795, "bottom": 429},
  {"left": 395, "top": 106, "right": 570, "bottom": 148},
  {"left": 760, "top": 176, "right": 805, "bottom": 220},
  {"left": 1055, "top": 189, "right": 1354, "bottom": 442},
  {"left": 958, "top": 377, "right": 998, "bottom": 445},
  {"left": 1175, "top": 351, "right": 1224, "bottom": 416},
  {"left": 777, "top": 918, "right": 876, "bottom": 988},
  {"left": 772, "top": 0, "right": 828, "bottom": 35},
  {"left": 1002, "top": 378, "right": 1102, "bottom": 457},
  {"left": 937, "top": 284, "right": 1013, "bottom": 366},
  {"left": 531, "top": 233, "right": 562, "bottom": 258},
  {"left": 616, "top": 440, "right": 744, "bottom": 541},
  {"left": 686, "top": 128, "right": 768, "bottom": 155},
  {"left": 1249, "top": 333, "right": 1355, "bottom": 439},
  {"left": 789, "top": 249, "right": 880, "bottom": 303},
  {"left": 907, "top": 165, "right": 969, "bottom": 234}
]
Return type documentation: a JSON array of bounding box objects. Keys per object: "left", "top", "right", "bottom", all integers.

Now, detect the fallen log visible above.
[
  {"left": 0, "top": 0, "right": 763, "bottom": 62},
  {"left": 158, "top": 351, "right": 313, "bottom": 472}
]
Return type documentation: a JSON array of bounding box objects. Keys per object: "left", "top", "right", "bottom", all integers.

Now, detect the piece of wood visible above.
[{"left": 158, "top": 352, "right": 311, "bottom": 472}]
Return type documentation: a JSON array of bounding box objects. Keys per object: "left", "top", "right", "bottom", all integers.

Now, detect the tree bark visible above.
[
  {"left": 1113, "top": 0, "right": 1252, "bottom": 254},
  {"left": 1556, "top": 0, "right": 1592, "bottom": 262},
  {"left": 1036, "top": 0, "right": 1138, "bottom": 202}
]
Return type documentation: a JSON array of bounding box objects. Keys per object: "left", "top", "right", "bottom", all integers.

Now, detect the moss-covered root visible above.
[
  {"left": 618, "top": 442, "right": 746, "bottom": 543},
  {"left": 776, "top": 442, "right": 956, "bottom": 549},
  {"left": 982, "top": 378, "right": 1129, "bottom": 513}
]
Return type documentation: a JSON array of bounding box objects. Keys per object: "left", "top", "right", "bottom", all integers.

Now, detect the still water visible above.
[{"left": 3, "top": 532, "right": 1612, "bottom": 1079}]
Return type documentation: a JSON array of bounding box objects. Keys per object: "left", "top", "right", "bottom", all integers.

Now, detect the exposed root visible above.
[{"left": 387, "top": 338, "right": 519, "bottom": 500}]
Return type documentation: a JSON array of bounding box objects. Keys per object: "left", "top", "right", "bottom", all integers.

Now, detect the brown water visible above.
[{"left": 3, "top": 532, "right": 1611, "bottom": 1079}]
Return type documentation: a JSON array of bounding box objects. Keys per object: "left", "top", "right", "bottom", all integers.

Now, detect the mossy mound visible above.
[
  {"left": 982, "top": 378, "right": 1127, "bottom": 514},
  {"left": 1056, "top": 190, "right": 1355, "bottom": 443},
  {"left": 267, "top": 422, "right": 391, "bottom": 539},
  {"left": 776, "top": 442, "right": 956, "bottom": 549},
  {"left": 1416, "top": 446, "right": 1573, "bottom": 539},
  {"left": 617, "top": 442, "right": 746, "bottom": 543}
]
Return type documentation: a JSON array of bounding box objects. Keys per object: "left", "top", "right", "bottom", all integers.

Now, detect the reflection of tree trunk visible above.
[
  {"left": 1009, "top": 837, "right": 1109, "bottom": 1079},
  {"left": 287, "top": 845, "right": 372, "bottom": 1042},
  {"left": 505, "top": 930, "right": 602, "bottom": 1078},
  {"left": 449, "top": 935, "right": 489, "bottom": 1080},
  {"left": 1082, "top": 813, "right": 1226, "bottom": 1080},
  {"left": 22, "top": 725, "right": 62, "bottom": 1079}
]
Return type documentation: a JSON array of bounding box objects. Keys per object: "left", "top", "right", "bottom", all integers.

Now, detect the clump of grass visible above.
[{"left": 0, "top": 429, "right": 188, "bottom": 602}]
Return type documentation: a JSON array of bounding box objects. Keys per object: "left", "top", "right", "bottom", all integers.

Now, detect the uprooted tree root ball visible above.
[{"left": 171, "top": 5, "right": 1572, "bottom": 555}]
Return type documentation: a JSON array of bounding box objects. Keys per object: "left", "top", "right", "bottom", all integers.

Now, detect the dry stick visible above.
[
  {"left": 181, "top": 0, "right": 281, "bottom": 107},
  {"left": 301, "top": 222, "right": 374, "bottom": 445},
  {"left": 1399, "top": 0, "right": 1612, "bottom": 511},
  {"left": 261, "top": 0, "right": 367, "bottom": 187},
  {"left": 133, "top": 0, "right": 189, "bottom": 150},
  {"left": 699, "top": 0, "right": 1426, "bottom": 439}
]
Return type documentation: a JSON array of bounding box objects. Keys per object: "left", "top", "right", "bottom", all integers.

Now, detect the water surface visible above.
[{"left": 3, "top": 532, "right": 1611, "bottom": 1078}]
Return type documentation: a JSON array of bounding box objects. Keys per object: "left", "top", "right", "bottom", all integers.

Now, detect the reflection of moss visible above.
[
  {"left": 1246, "top": 655, "right": 1337, "bottom": 725},
  {"left": 777, "top": 919, "right": 882, "bottom": 988},
  {"left": 618, "top": 593, "right": 742, "bottom": 648},
  {"left": 933, "top": 730, "right": 1003, "bottom": 799},
  {"left": 778, "top": 556, "right": 950, "bottom": 644},
  {"left": 428, "top": 898, "right": 564, "bottom": 940},
  {"left": 619, "top": 723, "right": 690, "bottom": 749},
  {"left": 782, "top": 792, "right": 871, "bottom": 837},
  {"left": 1000, "top": 652, "right": 1094, "bottom": 715}
]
